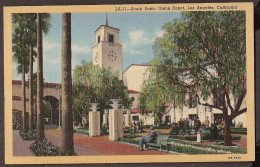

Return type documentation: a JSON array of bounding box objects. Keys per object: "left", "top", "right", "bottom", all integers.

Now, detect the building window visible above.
[
  {"left": 97, "top": 36, "right": 100, "bottom": 43},
  {"left": 165, "top": 116, "right": 171, "bottom": 123},
  {"left": 109, "top": 34, "right": 114, "bottom": 43},
  {"left": 131, "top": 97, "right": 135, "bottom": 101},
  {"left": 189, "top": 114, "right": 197, "bottom": 121},
  {"left": 132, "top": 115, "right": 139, "bottom": 121},
  {"left": 189, "top": 92, "right": 197, "bottom": 108}
]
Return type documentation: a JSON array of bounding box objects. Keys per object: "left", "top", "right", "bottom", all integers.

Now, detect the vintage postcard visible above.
[{"left": 4, "top": 3, "right": 254, "bottom": 164}]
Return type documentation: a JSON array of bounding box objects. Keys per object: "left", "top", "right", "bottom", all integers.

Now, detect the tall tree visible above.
[
  {"left": 72, "top": 62, "right": 132, "bottom": 125},
  {"left": 12, "top": 14, "right": 30, "bottom": 131},
  {"left": 35, "top": 13, "right": 51, "bottom": 143},
  {"left": 139, "top": 66, "right": 185, "bottom": 124},
  {"left": 36, "top": 13, "right": 44, "bottom": 143},
  {"left": 152, "top": 11, "right": 246, "bottom": 146},
  {"left": 61, "top": 13, "right": 74, "bottom": 155}
]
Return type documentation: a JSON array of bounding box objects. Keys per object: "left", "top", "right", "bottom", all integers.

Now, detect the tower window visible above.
[
  {"left": 109, "top": 34, "right": 114, "bottom": 43},
  {"left": 97, "top": 36, "right": 100, "bottom": 43}
]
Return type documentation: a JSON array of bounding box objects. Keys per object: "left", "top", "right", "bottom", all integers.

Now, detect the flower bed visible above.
[
  {"left": 12, "top": 110, "right": 21, "bottom": 130},
  {"left": 74, "top": 128, "right": 89, "bottom": 136},
  {"left": 20, "top": 130, "right": 36, "bottom": 140},
  {"left": 29, "top": 138, "right": 61, "bottom": 156},
  {"left": 119, "top": 136, "right": 246, "bottom": 154},
  {"left": 170, "top": 134, "right": 241, "bottom": 141},
  {"left": 169, "top": 139, "right": 247, "bottom": 154}
]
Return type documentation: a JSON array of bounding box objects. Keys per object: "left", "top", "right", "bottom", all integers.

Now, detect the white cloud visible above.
[
  {"left": 129, "top": 49, "right": 143, "bottom": 55},
  {"left": 43, "top": 40, "right": 60, "bottom": 52},
  {"left": 156, "top": 30, "right": 165, "bottom": 38},
  {"left": 128, "top": 30, "right": 152, "bottom": 46},
  {"left": 72, "top": 44, "right": 91, "bottom": 55}
]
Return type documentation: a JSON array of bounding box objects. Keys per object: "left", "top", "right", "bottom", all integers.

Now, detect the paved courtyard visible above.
[
  {"left": 13, "top": 130, "right": 170, "bottom": 156},
  {"left": 13, "top": 129, "right": 246, "bottom": 156}
]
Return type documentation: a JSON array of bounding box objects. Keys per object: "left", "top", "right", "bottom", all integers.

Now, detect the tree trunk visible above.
[
  {"left": 61, "top": 13, "right": 74, "bottom": 155},
  {"left": 224, "top": 117, "right": 232, "bottom": 146},
  {"left": 29, "top": 44, "right": 34, "bottom": 130},
  {"left": 36, "top": 13, "right": 45, "bottom": 143},
  {"left": 21, "top": 64, "right": 27, "bottom": 132}
]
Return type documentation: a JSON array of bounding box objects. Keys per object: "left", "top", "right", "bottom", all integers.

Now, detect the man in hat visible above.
[{"left": 138, "top": 126, "right": 156, "bottom": 151}]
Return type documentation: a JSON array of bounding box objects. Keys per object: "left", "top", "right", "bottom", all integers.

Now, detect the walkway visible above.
[
  {"left": 45, "top": 130, "right": 169, "bottom": 155},
  {"left": 13, "top": 130, "right": 33, "bottom": 156},
  {"left": 13, "top": 129, "right": 170, "bottom": 156}
]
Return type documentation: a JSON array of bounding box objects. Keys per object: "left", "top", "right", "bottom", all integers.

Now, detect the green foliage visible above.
[
  {"left": 12, "top": 110, "right": 22, "bottom": 130},
  {"left": 20, "top": 129, "right": 36, "bottom": 140},
  {"left": 169, "top": 139, "right": 246, "bottom": 154},
  {"left": 101, "top": 124, "right": 109, "bottom": 136},
  {"left": 119, "top": 136, "right": 246, "bottom": 154},
  {"left": 74, "top": 128, "right": 89, "bottom": 136},
  {"left": 152, "top": 11, "right": 246, "bottom": 113},
  {"left": 30, "top": 138, "right": 62, "bottom": 156},
  {"left": 43, "top": 101, "right": 52, "bottom": 124},
  {"left": 72, "top": 62, "right": 132, "bottom": 124},
  {"left": 231, "top": 128, "right": 247, "bottom": 135}
]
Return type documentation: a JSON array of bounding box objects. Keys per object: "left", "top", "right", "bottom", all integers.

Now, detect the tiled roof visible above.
[
  {"left": 12, "top": 80, "right": 61, "bottom": 87},
  {"left": 127, "top": 90, "right": 140, "bottom": 93},
  {"left": 12, "top": 96, "right": 30, "bottom": 101}
]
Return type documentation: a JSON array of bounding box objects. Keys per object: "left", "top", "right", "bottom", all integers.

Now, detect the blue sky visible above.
[{"left": 13, "top": 12, "right": 181, "bottom": 83}]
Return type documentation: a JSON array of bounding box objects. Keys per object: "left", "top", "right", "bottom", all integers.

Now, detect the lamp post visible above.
[{"left": 56, "top": 85, "right": 61, "bottom": 129}]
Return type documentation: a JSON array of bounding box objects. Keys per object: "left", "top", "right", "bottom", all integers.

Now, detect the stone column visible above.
[
  {"left": 125, "top": 112, "right": 130, "bottom": 127},
  {"left": 197, "top": 131, "right": 201, "bottom": 142},
  {"left": 109, "top": 109, "right": 124, "bottom": 141},
  {"left": 89, "top": 111, "right": 100, "bottom": 137},
  {"left": 103, "top": 113, "right": 108, "bottom": 125}
]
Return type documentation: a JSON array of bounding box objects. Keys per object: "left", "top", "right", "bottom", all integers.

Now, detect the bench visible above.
[{"left": 146, "top": 134, "right": 170, "bottom": 152}]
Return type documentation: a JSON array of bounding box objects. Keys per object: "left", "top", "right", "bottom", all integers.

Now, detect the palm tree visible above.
[
  {"left": 36, "top": 13, "right": 51, "bottom": 143},
  {"left": 61, "top": 13, "right": 74, "bottom": 155},
  {"left": 13, "top": 14, "right": 38, "bottom": 131},
  {"left": 12, "top": 15, "right": 30, "bottom": 132}
]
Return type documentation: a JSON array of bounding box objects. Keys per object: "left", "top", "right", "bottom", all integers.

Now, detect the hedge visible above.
[
  {"left": 170, "top": 135, "right": 241, "bottom": 141},
  {"left": 231, "top": 128, "right": 247, "bottom": 135},
  {"left": 74, "top": 128, "right": 89, "bottom": 136},
  {"left": 119, "top": 136, "right": 246, "bottom": 154}
]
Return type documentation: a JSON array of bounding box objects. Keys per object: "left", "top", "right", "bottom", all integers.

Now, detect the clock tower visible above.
[{"left": 92, "top": 20, "right": 123, "bottom": 80}]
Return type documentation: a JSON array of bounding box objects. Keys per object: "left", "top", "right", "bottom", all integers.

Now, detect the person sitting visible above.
[{"left": 138, "top": 126, "right": 156, "bottom": 151}]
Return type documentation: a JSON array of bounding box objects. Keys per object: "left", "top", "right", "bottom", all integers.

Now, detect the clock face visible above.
[
  {"left": 107, "top": 50, "right": 117, "bottom": 62},
  {"left": 94, "top": 52, "right": 99, "bottom": 62}
]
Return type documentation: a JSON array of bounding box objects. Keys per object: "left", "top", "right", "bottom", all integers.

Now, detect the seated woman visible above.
[{"left": 138, "top": 126, "right": 156, "bottom": 151}]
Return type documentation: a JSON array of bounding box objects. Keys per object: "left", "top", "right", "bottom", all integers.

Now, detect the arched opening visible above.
[{"left": 43, "top": 96, "right": 60, "bottom": 126}]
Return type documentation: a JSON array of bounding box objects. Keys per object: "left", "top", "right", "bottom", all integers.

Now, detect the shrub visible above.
[
  {"left": 12, "top": 110, "right": 21, "bottom": 130},
  {"left": 119, "top": 137, "right": 140, "bottom": 145},
  {"left": 231, "top": 128, "right": 247, "bottom": 135},
  {"left": 20, "top": 129, "right": 36, "bottom": 140},
  {"left": 119, "top": 136, "right": 246, "bottom": 154},
  {"left": 169, "top": 139, "right": 247, "bottom": 154},
  {"left": 170, "top": 134, "right": 241, "bottom": 141},
  {"left": 13, "top": 110, "right": 30, "bottom": 130},
  {"left": 156, "top": 123, "right": 170, "bottom": 129},
  {"left": 30, "top": 138, "right": 62, "bottom": 156},
  {"left": 74, "top": 128, "right": 89, "bottom": 136},
  {"left": 101, "top": 124, "right": 109, "bottom": 136}
]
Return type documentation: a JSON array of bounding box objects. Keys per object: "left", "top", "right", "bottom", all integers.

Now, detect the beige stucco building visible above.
[{"left": 92, "top": 22, "right": 123, "bottom": 80}]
